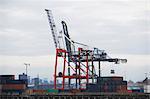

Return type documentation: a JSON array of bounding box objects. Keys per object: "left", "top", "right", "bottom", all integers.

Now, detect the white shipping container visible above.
[{"left": 144, "top": 85, "right": 150, "bottom": 93}]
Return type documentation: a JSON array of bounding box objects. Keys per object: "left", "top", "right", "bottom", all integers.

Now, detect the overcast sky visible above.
[{"left": 0, "top": 0, "right": 149, "bottom": 82}]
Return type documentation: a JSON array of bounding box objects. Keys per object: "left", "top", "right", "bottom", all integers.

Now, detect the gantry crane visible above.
[{"left": 45, "top": 9, "right": 127, "bottom": 90}]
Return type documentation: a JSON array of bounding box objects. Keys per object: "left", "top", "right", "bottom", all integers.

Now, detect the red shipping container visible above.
[
  {"left": 112, "top": 77, "right": 123, "bottom": 81},
  {"left": 117, "top": 85, "right": 127, "bottom": 93},
  {"left": 33, "top": 90, "right": 46, "bottom": 93},
  {"left": 128, "top": 90, "right": 132, "bottom": 93},
  {"left": 2, "top": 84, "right": 26, "bottom": 90}
]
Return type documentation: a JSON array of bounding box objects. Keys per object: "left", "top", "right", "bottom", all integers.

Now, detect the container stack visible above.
[
  {"left": 86, "top": 76, "right": 127, "bottom": 93},
  {"left": 0, "top": 75, "right": 15, "bottom": 84},
  {"left": 0, "top": 75, "right": 27, "bottom": 94},
  {"left": 26, "top": 89, "right": 59, "bottom": 94}
]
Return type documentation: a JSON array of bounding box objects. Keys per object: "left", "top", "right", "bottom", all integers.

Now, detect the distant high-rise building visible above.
[
  {"left": 33, "top": 78, "right": 39, "bottom": 89},
  {"left": 39, "top": 79, "right": 43, "bottom": 84},
  {"left": 43, "top": 78, "right": 49, "bottom": 84}
]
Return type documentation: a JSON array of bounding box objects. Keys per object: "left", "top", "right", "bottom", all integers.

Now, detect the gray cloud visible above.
[{"left": 0, "top": 0, "right": 149, "bottom": 56}]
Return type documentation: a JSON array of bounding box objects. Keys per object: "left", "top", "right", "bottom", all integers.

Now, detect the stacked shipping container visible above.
[
  {"left": 86, "top": 76, "right": 127, "bottom": 93},
  {"left": 0, "top": 75, "right": 27, "bottom": 94},
  {"left": 26, "top": 89, "right": 59, "bottom": 94}
]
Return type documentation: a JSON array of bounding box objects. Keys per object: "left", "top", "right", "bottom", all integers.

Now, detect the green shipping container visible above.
[{"left": 46, "top": 89, "right": 58, "bottom": 93}]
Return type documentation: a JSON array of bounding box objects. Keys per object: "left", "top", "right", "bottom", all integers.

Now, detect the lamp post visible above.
[
  {"left": 24, "top": 63, "right": 30, "bottom": 76},
  {"left": 24, "top": 63, "right": 30, "bottom": 86}
]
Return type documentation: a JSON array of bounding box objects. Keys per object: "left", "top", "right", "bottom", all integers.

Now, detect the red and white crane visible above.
[{"left": 45, "top": 9, "right": 127, "bottom": 90}]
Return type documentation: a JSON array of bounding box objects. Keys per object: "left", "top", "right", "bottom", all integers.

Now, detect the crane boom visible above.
[{"left": 45, "top": 9, "right": 60, "bottom": 48}]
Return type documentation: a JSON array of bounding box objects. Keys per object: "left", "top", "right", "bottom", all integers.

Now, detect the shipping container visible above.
[
  {"left": 117, "top": 85, "right": 127, "bottom": 93},
  {"left": 121, "top": 81, "right": 127, "bottom": 85},
  {"left": 2, "top": 84, "right": 26, "bottom": 90},
  {"left": 97, "top": 76, "right": 123, "bottom": 83},
  {"left": 47, "top": 89, "right": 58, "bottom": 93},
  {"left": 117, "top": 85, "right": 127, "bottom": 90},
  {"left": 111, "top": 76, "right": 123, "bottom": 81},
  {"left": 0, "top": 75, "right": 15, "bottom": 80},
  {"left": 26, "top": 89, "right": 33, "bottom": 94},
  {"left": 131, "top": 89, "right": 142, "bottom": 93},
  {"left": 2, "top": 89, "right": 23, "bottom": 94},
  {"left": 32, "top": 89, "right": 47, "bottom": 94},
  {"left": 87, "top": 76, "right": 127, "bottom": 93},
  {"left": 5, "top": 80, "right": 25, "bottom": 84},
  {"left": 127, "top": 90, "right": 132, "bottom": 93},
  {"left": 0, "top": 75, "right": 15, "bottom": 84}
]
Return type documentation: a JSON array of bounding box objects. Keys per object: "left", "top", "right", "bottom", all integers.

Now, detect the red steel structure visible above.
[
  {"left": 45, "top": 9, "right": 127, "bottom": 90},
  {"left": 54, "top": 48, "right": 94, "bottom": 90}
]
